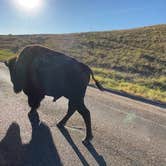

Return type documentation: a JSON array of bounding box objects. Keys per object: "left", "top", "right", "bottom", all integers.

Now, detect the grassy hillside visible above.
[{"left": 0, "top": 24, "right": 166, "bottom": 102}]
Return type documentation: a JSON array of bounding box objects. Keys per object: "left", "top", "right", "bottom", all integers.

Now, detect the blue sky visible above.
[{"left": 0, "top": 0, "right": 165, "bottom": 34}]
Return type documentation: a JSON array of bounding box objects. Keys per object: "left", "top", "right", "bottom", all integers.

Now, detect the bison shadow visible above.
[
  {"left": 0, "top": 116, "right": 62, "bottom": 166},
  {"left": 0, "top": 112, "right": 106, "bottom": 166},
  {"left": 58, "top": 125, "right": 107, "bottom": 166}
]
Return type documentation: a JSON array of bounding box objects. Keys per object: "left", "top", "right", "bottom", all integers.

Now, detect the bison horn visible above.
[
  {"left": 4, "top": 61, "right": 8, "bottom": 66},
  {"left": 0, "top": 60, "right": 8, "bottom": 66}
]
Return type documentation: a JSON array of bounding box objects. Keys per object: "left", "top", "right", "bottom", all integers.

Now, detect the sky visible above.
[{"left": 0, "top": 0, "right": 166, "bottom": 34}]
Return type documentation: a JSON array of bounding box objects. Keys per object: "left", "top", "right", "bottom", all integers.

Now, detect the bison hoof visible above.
[
  {"left": 28, "top": 111, "right": 40, "bottom": 127},
  {"left": 82, "top": 135, "right": 93, "bottom": 144},
  {"left": 57, "top": 122, "right": 65, "bottom": 128}
]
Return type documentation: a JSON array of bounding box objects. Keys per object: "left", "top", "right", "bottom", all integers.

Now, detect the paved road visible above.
[{"left": 0, "top": 63, "right": 166, "bottom": 166}]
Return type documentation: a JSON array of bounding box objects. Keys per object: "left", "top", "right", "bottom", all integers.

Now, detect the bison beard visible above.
[{"left": 5, "top": 45, "right": 104, "bottom": 143}]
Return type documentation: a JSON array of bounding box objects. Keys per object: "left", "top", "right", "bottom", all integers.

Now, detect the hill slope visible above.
[{"left": 0, "top": 24, "right": 166, "bottom": 102}]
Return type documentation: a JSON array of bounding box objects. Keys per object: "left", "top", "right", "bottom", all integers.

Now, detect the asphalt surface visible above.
[{"left": 0, "top": 63, "right": 166, "bottom": 166}]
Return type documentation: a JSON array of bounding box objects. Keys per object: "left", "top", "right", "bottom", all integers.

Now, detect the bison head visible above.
[{"left": 5, "top": 57, "right": 22, "bottom": 93}]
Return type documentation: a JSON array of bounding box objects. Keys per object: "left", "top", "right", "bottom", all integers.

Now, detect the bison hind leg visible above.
[{"left": 75, "top": 99, "right": 93, "bottom": 143}]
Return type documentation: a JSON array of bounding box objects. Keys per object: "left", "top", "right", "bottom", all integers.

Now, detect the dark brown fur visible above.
[{"left": 5, "top": 45, "right": 104, "bottom": 143}]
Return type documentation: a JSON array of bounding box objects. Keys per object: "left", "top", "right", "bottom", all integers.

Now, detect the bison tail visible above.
[
  {"left": 80, "top": 62, "right": 104, "bottom": 91},
  {"left": 89, "top": 68, "right": 104, "bottom": 91}
]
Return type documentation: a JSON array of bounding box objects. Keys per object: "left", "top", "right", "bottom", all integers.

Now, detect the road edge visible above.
[{"left": 89, "top": 84, "right": 166, "bottom": 109}]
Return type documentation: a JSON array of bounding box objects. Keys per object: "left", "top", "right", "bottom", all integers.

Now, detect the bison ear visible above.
[{"left": 4, "top": 61, "right": 9, "bottom": 67}]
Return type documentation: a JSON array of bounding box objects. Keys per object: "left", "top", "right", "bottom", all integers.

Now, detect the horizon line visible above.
[{"left": 0, "top": 23, "right": 165, "bottom": 36}]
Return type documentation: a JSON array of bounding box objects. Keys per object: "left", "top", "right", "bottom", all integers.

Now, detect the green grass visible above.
[
  {"left": 0, "top": 49, "right": 16, "bottom": 61},
  {"left": 92, "top": 67, "right": 166, "bottom": 103}
]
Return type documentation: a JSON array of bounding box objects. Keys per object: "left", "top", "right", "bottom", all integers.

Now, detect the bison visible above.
[{"left": 4, "top": 45, "right": 104, "bottom": 143}]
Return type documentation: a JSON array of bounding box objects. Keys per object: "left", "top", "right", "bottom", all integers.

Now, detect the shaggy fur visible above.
[{"left": 5, "top": 45, "right": 104, "bottom": 142}]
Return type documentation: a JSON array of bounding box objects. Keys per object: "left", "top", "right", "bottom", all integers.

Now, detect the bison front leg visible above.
[
  {"left": 57, "top": 100, "right": 76, "bottom": 127},
  {"left": 28, "top": 109, "right": 40, "bottom": 127},
  {"left": 27, "top": 94, "right": 44, "bottom": 126}
]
